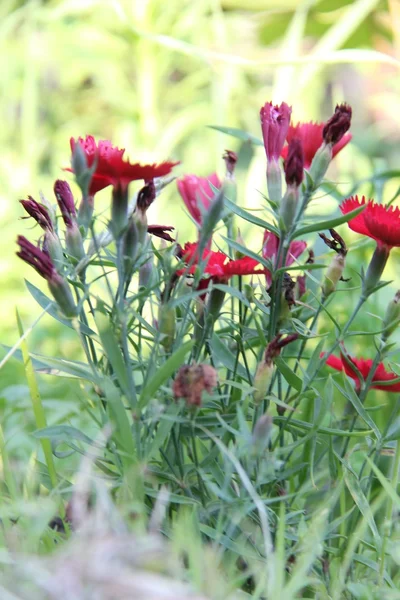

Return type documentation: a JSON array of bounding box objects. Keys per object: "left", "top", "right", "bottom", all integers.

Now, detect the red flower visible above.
[
  {"left": 260, "top": 101, "right": 292, "bottom": 162},
  {"left": 70, "top": 135, "right": 178, "bottom": 196},
  {"left": 281, "top": 122, "right": 352, "bottom": 169},
  {"left": 323, "top": 351, "right": 400, "bottom": 393},
  {"left": 340, "top": 196, "right": 400, "bottom": 250},
  {"left": 262, "top": 232, "right": 307, "bottom": 287},
  {"left": 178, "top": 242, "right": 264, "bottom": 281},
  {"left": 177, "top": 173, "right": 221, "bottom": 226}
]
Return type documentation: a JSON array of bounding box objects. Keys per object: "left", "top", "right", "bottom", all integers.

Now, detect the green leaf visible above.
[
  {"left": 209, "top": 333, "right": 248, "bottom": 380},
  {"left": 26, "top": 280, "right": 95, "bottom": 336},
  {"left": 138, "top": 340, "right": 194, "bottom": 410},
  {"left": 145, "top": 403, "right": 181, "bottom": 460},
  {"left": 335, "top": 378, "right": 381, "bottom": 442},
  {"left": 16, "top": 309, "right": 57, "bottom": 488},
  {"left": 275, "top": 356, "right": 302, "bottom": 392},
  {"left": 95, "top": 302, "right": 131, "bottom": 400},
  {"left": 224, "top": 198, "right": 279, "bottom": 235},
  {"left": 342, "top": 460, "right": 381, "bottom": 552},
  {"left": 208, "top": 125, "right": 263, "bottom": 146},
  {"left": 292, "top": 204, "right": 366, "bottom": 239}
]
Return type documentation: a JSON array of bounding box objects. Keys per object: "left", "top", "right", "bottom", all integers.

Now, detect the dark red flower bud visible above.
[
  {"left": 147, "top": 224, "right": 175, "bottom": 242},
  {"left": 284, "top": 138, "right": 304, "bottom": 187},
  {"left": 322, "top": 104, "right": 352, "bottom": 145},
  {"left": 54, "top": 180, "right": 76, "bottom": 227},
  {"left": 20, "top": 197, "right": 53, "bottom": 232},
  {"left": 137, "top": 180, "right": 156, "bottom": 213},
  {"left": 17, "top": 235, "right": 56, "bottom": 280},
  {"left": 223, "top": 150, "right": 238, "bottom": 177},
  {"left": 17, "top": 236, "right": 77, "bottom": 317},
  {"left": 264, "top": 333, "right": 299, "bottom": 365}
]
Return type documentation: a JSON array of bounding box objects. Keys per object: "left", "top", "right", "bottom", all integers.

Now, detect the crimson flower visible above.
[
  {"left": 178, "top": 242, "right": 265, "bottom": 281},
  {"left": 281, "top": 122, "right": 352, "bottom": 169},
  {"left": 70, "top": 135, "right": 178, "bottom": 196},
  {"left": 323, "top": 351, "right": 400, "bottom": 393},
  {"left": 262, "top": 231, "right": 307, "bottom": 287},
  {"left": 260, "top": 101, "right": 292, "bottom": 162},
  {"left": 177, "top": 173, "right": 221, "bottom": 226},
  {"left": 340, "top": 196, "right": 400, "bottom": 250}
]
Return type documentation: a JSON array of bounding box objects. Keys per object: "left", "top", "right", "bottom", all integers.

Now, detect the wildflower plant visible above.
[{"left": 7, "top": 100, "right": 400, "bottom": 598}]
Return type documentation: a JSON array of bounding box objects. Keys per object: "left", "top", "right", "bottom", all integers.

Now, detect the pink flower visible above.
[
  {"left": 260, "top": 101, "right": 292, "bottom": 162},
  {"left": 262, "top": 232, "right": 307, "bottom": 287},
  {"left": 177, "top": 173, "right": 221, "bottom": 226}
]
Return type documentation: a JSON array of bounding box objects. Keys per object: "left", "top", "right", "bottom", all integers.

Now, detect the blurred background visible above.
[{"left": 1, "top": 0, "right": 400, "bottom": 420}]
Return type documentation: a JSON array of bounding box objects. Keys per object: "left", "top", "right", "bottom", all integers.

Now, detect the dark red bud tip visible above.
[
  {"left": 322, "top": 103, "right": 352, "bottom": 145},
  {"left": 20, "top": 197, "right": 53, "bottom": 232},
  {"left": 223, "top": 150, "right": 238, "bottom": 176},
  {"left": 54, "top": 180, "right": 76, "bottom": 226},
  {"left": 16, "top": 235, "right": 56, "bottom": 281},
  {"left": 137, "top": 180, "right": 156, "bottom": 212},
  {"left": 264, "top": 333, "right": 299, "bottom": 364},
  {"left": 284, "top": 138, "right": 304, "bottom": 186}
]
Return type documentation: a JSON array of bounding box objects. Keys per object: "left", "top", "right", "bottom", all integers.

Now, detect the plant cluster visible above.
[{"left": 9, "top": 100, "right": 400, "bottom": 598}]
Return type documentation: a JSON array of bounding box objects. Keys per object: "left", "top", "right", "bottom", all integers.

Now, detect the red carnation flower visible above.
[
  {"left": 340, "top": 196, "right": 400, "bottom": 250},
  {"left": 323, "top": 350, "right": 400, "bottom": 393},
  {"left": 262, "top": 231, "right": 307, "bottom": 287},
  {"left": 178, "top": 242, "right": 264, "bottom": 281},
  {"left": 177, "top": 173, "right": 221, "bottom": 227},
  {"left": 281, "top": 122, "right": 352, "bottom": 169},
  {"left": 70, "top": 135, "right": 178, "bottom": 196}
]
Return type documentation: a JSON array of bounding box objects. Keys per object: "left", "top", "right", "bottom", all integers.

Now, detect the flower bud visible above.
[
  {"left": 322, "top": 253, "right": 346, "bottom": 299},
  {"left": 284, "top": 138, "right": 304, "bottom": 187},
  {"left": 123, "top": 216, "right": 139, "bottom": 277},
  {"left": 280, "top": 186, "right": 299, "bottom": 232},
  {"left": 363, "top": 244, "right": 390, "bottom": 298},
  {"left": 111, "top": 182, "right": 129, "bottom": 239},
  {"left": 252, "top": 413, "right": 273, "bottom": 453},
  {"left": 253, "top": 360, "right": 274, "bottom": 405},
  {"left": 44, "top": 231, "right": 64, "bottom": 271},
  {"left": 253, "top": 334, "right": 298, "bottom": 404},
  {"left": 65, "top": 221, "right": 85, "bottom": 262},
  {"left": 139, "top": 253, "right": 154, "bottom": 289},
  {"left": 199, "top": 186, "right": 225, "bottom": 249},
  {"left": 322, "top": 104, "right": 352, "bottom": 145},
  {"left": 48, "top": 273, "right": 78, "bottom": 319},
  {"left": 54, "top": 180, "right": 76, "bottom": 227},
  {"left": 382, "top": 290, "right": 400, "bottom": 341},
  {"left": 309, "top": 143, "right": 332, "bottom": 184},
  {"left": 173, "top": 363, "right": 217, "bottom": 407},
  {"left": 223, "top": 150, "right": 238, "bottom": 180},
  {"left": 158, "top": 303, "right": 176, "bottom": 351}
]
